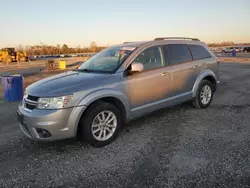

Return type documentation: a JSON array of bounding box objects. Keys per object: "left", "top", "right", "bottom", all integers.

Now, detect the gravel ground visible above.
[{"left": 0, "top": 62, "right": 250, "bottom": 188}]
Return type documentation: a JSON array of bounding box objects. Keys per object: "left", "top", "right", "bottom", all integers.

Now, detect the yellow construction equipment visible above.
[{"left": 0, "top": 48, "right": 28, "bottom": 64}]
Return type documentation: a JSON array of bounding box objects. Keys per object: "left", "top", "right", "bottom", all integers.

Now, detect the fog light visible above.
[{"left": 36, "top": 128, "right": 51, "bottom": 138}]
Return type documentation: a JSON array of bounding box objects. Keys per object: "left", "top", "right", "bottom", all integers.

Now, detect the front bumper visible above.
[{"left": 17, "top": 104, "right": 86, "bottom": 141}]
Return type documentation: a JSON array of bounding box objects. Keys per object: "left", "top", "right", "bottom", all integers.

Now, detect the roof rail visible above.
[
  {"left": 154, "top": 37, "right": 200, "bottom": 41},
  {"left": 123, "top": 42, "right": 133, "bottom": 44}
]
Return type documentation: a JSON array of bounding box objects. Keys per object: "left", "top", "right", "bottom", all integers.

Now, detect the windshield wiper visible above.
[
  {"left": 74, "top": 68, "right": 91, "bottom": 72},
  {"left": 74, "top": 68, "right": 112, "bottom": 74}
]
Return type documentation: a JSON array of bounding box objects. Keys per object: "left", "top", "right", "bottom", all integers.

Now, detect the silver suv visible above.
[{"left": 17, "top": 37, "right": 220, "bottom": 147}]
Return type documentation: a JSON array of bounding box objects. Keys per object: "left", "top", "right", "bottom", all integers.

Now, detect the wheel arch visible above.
[
  {"left": 73, "top": 89, "right": 130, "bottom": 136},
  {"left": 192, "top": 70, "right": 217, "bottom": 98}
]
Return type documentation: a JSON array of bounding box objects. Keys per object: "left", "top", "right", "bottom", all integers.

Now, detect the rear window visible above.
[
  {"left": 189, "top": 45, "right": 212, "bottom": 60},
  {"left": 166, "top": 44, "right": 192, "bottom": 65}
]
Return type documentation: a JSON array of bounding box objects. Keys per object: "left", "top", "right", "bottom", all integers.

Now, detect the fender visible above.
[
  {"left": 77, "top": 88, "right": 130, "bottom": 110},
  {"left": 192, "top": 69, "right": 216, "bottom": 98},
  {"left": 69, "top": 88, "right": 131, "bottom": 136}
]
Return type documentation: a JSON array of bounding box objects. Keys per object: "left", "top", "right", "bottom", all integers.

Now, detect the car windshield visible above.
[{"left": 78, "top": 46, "right": 136, "bottom": 73}]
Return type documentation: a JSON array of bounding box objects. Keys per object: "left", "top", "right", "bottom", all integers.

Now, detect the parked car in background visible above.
[
  {"left": 221, "top": 47, "right": 233, "bottom": 53},
  {"left": 234, "top": 46, "right": 243, "bottom": 52},
  {"left": 222, "top": 47, "right": 237, "bottom": 53},
  {"left": 17, "top": 37, "right": 220, "bottom": 147},
  {"left": 243, "top": 46, "right": 250, "bottom": 53},
  {"left": 210, "top": 47, "right": 220, "bottom": 52},
  {"left": 222, "top": 46, "right": 243, "bottom": 53},
  {"left": 238, "top": 46, "right": 244, "bottom": 52}
]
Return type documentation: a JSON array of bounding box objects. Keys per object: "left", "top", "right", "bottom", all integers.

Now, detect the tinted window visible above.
[
  {"left": 189, "top": 45, "right": 212, "bottom": 60},
  {"left": 166, "top": 44, "right": 192, "bottom": 65},
  {"left": 133, "top": 46, "right": 164, "bottom": 70}
]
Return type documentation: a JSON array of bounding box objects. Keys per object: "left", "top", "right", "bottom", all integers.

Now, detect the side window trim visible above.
[
  {"left": 162, "top": 45, "right": 169, "bottom": 66},
  {"left": 159, "top": 46, "right": 166, "bottom": 67},
  {"left": 187, "top": 44, "right": 194, "bottom": 61}
]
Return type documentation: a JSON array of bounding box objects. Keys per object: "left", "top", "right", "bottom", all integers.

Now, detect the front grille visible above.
[
  {"left": 24, "top": 95, "right": 39, "bottom": 110},
  {"left": 27, "top": 95, "right": 39, "bottom": 102},
  {"left": 25, "top": 103, "right": 36, "bottom": 110}
]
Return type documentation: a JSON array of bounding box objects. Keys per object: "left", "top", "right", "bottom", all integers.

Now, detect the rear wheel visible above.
[
  {"left": 192, "top": 80, "right": 214, "bottom": 109},
  {"left": 79, "top": 101, "right": 122, "bottom": 147}
]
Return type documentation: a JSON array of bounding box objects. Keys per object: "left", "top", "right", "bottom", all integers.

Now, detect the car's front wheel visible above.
[
  {"left": 192, "top": 80, "right": 214, "bottom": 109},
  {"left": 79, "top": 101, "right": 122, "bottom": 147}
]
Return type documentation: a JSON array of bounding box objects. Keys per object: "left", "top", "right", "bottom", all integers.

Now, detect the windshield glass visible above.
[{"left": 78, "top": 46, "right": 136, "bottom": 73}]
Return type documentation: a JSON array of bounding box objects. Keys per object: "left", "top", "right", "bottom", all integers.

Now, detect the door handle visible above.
[{"left": 161, "top": 72, "right": 170, "bottom": 76}]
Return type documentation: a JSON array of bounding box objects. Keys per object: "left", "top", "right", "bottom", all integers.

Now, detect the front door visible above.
[{"left": 125, "top": 46, "right": 173, "bottom": 118}]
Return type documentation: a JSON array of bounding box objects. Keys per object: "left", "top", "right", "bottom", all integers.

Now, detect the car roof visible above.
[
  {"left": 111, "top": 41, "right": 150, "bottom": 48},
  {"left": 112, "top": 37, "right": 205, "bottom": 49}
]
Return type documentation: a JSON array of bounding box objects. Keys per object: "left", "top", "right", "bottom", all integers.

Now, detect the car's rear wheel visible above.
[
  {"left": 192, "top": 80, "right": 214, "bottom": 109},
  {"left": 79, "top": 101, "right": 122, "bottom": 147}
]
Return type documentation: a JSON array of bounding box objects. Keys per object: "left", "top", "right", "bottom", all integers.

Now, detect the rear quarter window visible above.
[{"left": 189, "top": 44, "right": 212, "bottom": 60}]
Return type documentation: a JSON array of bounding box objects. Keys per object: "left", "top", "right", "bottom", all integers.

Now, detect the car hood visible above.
[{"left": 26, "top": 71, "right": 110, "bottom": 97}]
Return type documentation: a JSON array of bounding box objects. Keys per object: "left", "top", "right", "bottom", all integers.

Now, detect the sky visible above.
[{"left": 1, "top": 0, "right": 250, "bottom": 48}]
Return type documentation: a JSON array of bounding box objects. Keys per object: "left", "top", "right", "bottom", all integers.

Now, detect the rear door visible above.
[{"left": 164, "top": 44, "right": 198, "bottom": 98}]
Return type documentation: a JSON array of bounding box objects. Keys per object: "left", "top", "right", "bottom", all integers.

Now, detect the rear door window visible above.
[
  {"left": 165, "top": 44, "right": 192, "bottom": 65},
  {"left": 189, "top": 45, "right": 212, "bottom": 60}
]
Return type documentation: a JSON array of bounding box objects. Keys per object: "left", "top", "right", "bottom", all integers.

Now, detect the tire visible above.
[
  {"left": 79, "top": 101, "right": 122, "bottom": 147},
  {"left": 192, "top": 80, "right": 214, "bottom": 109}
]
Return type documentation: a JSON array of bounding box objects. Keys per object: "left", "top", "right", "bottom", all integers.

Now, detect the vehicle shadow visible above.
[{"left": 30, "top": 102, "right": 193, "bottom": 151}]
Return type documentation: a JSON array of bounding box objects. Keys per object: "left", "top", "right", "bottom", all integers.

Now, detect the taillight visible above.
[{"left": 216, "top": 59, "right": 220, "bottom": 64}]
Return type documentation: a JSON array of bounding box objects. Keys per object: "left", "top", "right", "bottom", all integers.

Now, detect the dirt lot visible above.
[{"left": 0, "top": 62, "right": 250, "bottom": 187}]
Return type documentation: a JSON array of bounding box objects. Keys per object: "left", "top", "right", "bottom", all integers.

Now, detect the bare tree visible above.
[
  {"left": 62, "top": 44, "right": 69, "bottom": 54},
  {"left": 90, "top": 41, "right": 97, "bottom": 52},
  {"left": 17, "top": 44, "right": 24, "bottom": 52},
  {"left": 56, "top": 44, "right": 61, "bottom": 54}
]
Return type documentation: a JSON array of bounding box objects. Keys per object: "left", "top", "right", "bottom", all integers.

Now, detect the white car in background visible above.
[{"left": 222, "top": 47, "right": 238, "bottom": 53}]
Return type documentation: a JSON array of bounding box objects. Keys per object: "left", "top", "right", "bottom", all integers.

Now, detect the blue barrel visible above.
[
  {"left": 232, "top": 50, "right": 236, "bottom": 57},
  {"left": 1, "top": 74, "right": 24, "bottom": 102}
]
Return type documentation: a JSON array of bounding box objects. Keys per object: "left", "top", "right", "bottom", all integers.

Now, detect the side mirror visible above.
[{"left": 131, "top": 62, "right": 144, "bottom": 73}]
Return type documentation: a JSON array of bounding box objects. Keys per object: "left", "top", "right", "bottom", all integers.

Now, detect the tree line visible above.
[
  {"left": 17, "top": 42, "right": 107, "bottom": 56},
  {"left": 207, "top": 42, "right": 250, "bottom": 47},
  {"left": 14, "top": 41, "right": 250, "bottom": 55}
]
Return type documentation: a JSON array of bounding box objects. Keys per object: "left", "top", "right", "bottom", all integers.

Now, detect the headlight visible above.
[{"left": 37, "top": 95, "right": 73, "bottom": 109}]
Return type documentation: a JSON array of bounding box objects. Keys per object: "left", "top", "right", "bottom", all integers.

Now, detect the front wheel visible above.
[
  {"left": 192, "top": 80, "right": 214, "bottom": 109},
  {"left": 79, "top": 101, "right": 122, "bottom": 147}
]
